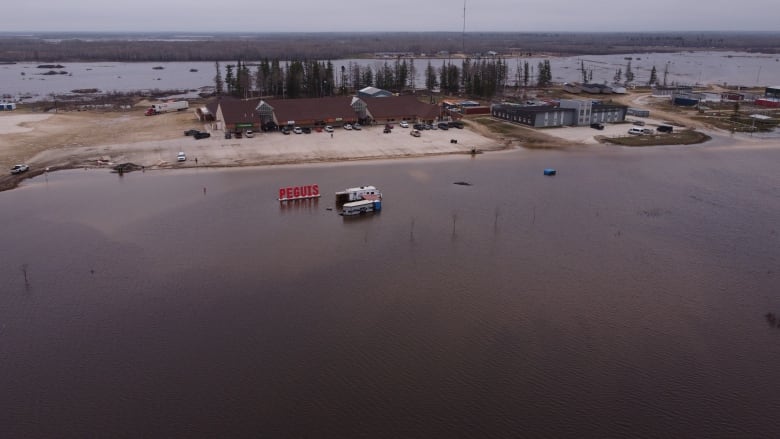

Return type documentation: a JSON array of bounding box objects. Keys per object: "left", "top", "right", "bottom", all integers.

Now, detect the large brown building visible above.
[{"left": 207, "top": 95, "right": 441, "bottom": 133}]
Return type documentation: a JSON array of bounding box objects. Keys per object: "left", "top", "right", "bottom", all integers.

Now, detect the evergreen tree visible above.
[
  {"left": 340, "top": 65, "right": 347, "bottom": 95},
  {"left": 214, "top": 61, "right": 224, "bottom": 96},
  {"left": 236, "top": 59, "right": 251, "bottom": 98},
  {"left": 581, "top": 60, "right": 588, "bottom": 84},
  {"left": 255, "top": 60, "right": 269, "bottom": 97},
  {"left": 536, "top": 60, "right": 552, "bottom": 87},
  {"left": 523, "top": 61, "right": 530, "bottom": 88},
  {"left": 398, "top": 58, "right": 409, "bottom": 91},
  {"left": 445, "top": 62, "right": 460, "bottom": 94},
  {"left": 439, "top": 60, "right": 448, "bottom": 94},
  {"left": 361, "top": 66, "right": 374, "bottom": 88},
  {"left": 408, "top": 58, "right": 416, "bottom": 90},
  {"left": 624, "top": 60, "right": 634, "bottom": 85},
  {"left": 225, "top": 64, "right": 235, "bottom": 95},
  {"left": 286, "top": 60, "right": 306, "bottom": 99},
  {"left": 614, "top": 68, "right": 622, "bottom": 84},
  {"left": 270, "top": 59, "right": 283, "bottom": 97},
  {"left": 425, "top": 60, "right": 437, "bottom": 93},
  {"left": 324, "top": 60, "right": 335, "bottom": 96},
  {"left": 648, "top": 65, "right": 658, "bottom": 85}
]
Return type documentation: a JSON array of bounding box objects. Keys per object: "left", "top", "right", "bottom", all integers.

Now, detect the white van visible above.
[{"left": 628, "top": 127, "right": 645, "bottom": 135}]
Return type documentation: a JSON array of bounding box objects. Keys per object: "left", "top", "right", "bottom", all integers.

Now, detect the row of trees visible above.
[
  {"left": 215, "top": 57, "right": 557, "bottom": 100},
  {"left": 4, "top": 32, "right": 774, "bottom": 63}
]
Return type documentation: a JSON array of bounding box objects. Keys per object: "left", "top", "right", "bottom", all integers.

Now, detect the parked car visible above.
[
  {"left": 353, "top": 124, "right": 362, "bottom": 131},
  {"left": 343, "top": 124, "right": 353, "bottom": 130},
  {"left": 628, "top": 127, "right": 645, "bottom": 135},
  {"left": 177, "top": 152, "right": 186, "bottom": 162},
  {"left": 193, "top": 131, "right": 210, "bottom": 139},
  {"left": 385, "top": 123, "right": 394, "bottom": 129},
  {"left": 245, "top": 130, "right": 254, "bottom": 138},
  {"left": 11, "top": 164, "right": 29, "bottom": 174},
  {"left": 413, "top": 123, "right": 425, "bottom": 130},
  {"left": 399, "top": 121, "right": 409, "bottom": 128},
  {"left": 293, "top": 126, "right": 303, "bottom": 134},
  {"left": 590, "top": 123, "right": 605, "bottom": 130},
  {"left": 437, "top": 122, "right": 449, "bottom": 130},
  {"left": 184, "top": 129, "right": 200, "bottom": 136},
  {"left": 302, "top": 127, "right": 312, "bottom": 134},
  {"left": 448, "top": 121, "right": 464, "bottom": 129},
  {"left": 281, "top": 128, "right": 290, "bottom": 135},
  {"left": 657, "top": 125, "right": 674, "bottom": 133},
  {"left": 324, "top": 125, "right": 334, "bottom": 133},
  {"left": 383, "top": 128, "right": 392, "bottom": 133},
  {"left": 224, "top": 131, "right": 232, "bottom": 139},
  {"left": 410, "top": 129, "right": 421, "bottom": 137}
]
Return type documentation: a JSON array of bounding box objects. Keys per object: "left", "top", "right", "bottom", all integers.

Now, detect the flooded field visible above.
[{"left": 1, "top": 143, "right": 779, "bottom": 437}]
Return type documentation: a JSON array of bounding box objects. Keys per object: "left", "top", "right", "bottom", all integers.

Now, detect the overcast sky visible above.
[{"left": 6, "top": 0, "right": 779, "bottom": 33}]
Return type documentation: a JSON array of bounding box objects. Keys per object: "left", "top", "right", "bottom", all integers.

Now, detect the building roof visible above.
[
  {"left": 215, "top": 97, "right": 262, "bottom": 125},
  {"left": 363, "top": 95, "right": 440, "bottom": 120},
  {"left": 263, "top": 96, "right": 356, "bottom": 123},
  {"left": 493, "top": 104, "right": 565, "bottom": 114}
]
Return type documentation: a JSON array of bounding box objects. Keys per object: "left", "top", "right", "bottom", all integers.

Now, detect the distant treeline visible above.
[
  {"left": 0, "top": 31, "right": 778, "bottom": 62},
  {"left": 220, "top": 57, "right": 548, "bottom": 100}
]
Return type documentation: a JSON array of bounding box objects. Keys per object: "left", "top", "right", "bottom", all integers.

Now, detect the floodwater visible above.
[
  {"left": 3, "top": 50, "right": 780, "bottom": 100},
  {"left": 1, "top": 142, "right": 780, "bottom": 438}
]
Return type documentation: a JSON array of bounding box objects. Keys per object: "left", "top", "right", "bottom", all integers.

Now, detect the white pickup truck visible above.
[{"left": 11, "top": 164, "right": 29, "bottom": 174}]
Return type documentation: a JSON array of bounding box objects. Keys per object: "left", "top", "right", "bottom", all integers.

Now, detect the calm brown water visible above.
[{"left": 2, "top": 142, "right": 780, "bottom": 438}]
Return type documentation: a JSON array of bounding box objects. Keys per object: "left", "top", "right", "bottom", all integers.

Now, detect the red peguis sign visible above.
[{"left": 278, "top": 184, "right": 320, "bottom": 201}]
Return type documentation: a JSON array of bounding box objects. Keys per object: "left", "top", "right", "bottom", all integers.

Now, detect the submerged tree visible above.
[
  {"left": 624, "top": 60, "right": 634, "bottom": 85},
  {"left": 536, "top": 60, "right": 552, "bottom": 87},
  {"left": 648, "top": 65, "right": 658, "bottom": 85}
]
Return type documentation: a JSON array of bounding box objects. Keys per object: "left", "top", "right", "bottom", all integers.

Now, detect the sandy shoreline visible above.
[
  {"left": 0, "top": 108, "right": 506, "bottom": 191},
  {"left": 1, "top": 95, "right": 775, "bottom": 191}
]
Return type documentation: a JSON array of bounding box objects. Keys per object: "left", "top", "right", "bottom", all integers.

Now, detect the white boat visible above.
[
  {"left": 341, "top": 199, "right": 382, "bottom": 216},
  {"left": 335, "top": 185, "right": 382, "bottom": 205}
]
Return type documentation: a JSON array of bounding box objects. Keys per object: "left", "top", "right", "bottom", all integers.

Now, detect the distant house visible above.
[
  {"left": 652, "top": 85, "right": 693, "bottom": 97},
  {"left": 580, "top": 83, "right": 613, "bottom": 94},
  {"left": 491, "top": 104, "right": 574, "bottom": 128},
  {"left": 493, "top": 99, "right": 627, "bottom": 127},
  {"left": 559, "top": 99, "right": 628, "bottom": 125},
  {"left": 209, "top": 95, "right": 443, "bottom": 132},
  {"left": 362, "top": 95, "right": 440, "bottom": 124},
  {"left": 610, "top": 84, "right": 627, "bottom": 94},
  {"left": 213, "top": 97, "right": 262, "bottom": 132},
  {"left": 358, "top": 86, "right": 393, "bottom": 98},
  {"left": 627, "top": 107, "right": 650, "bottom": 117},
  {"left": 764, "top": 86, "right": 780, "bottom": 99},
  {"left": 257, "top": 96, "right": 358, "bottom": 127}
]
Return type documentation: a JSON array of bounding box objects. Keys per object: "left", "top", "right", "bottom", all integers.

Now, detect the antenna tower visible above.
[{"left": 462, "top": 0, "right": 466, "bottom": 54}]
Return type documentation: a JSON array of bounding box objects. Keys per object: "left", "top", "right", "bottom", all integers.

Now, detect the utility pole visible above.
[{"left": 462, "top": 0, "right": 466, "bottom": 54}]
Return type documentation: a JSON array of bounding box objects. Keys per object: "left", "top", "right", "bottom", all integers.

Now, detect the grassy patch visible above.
[
  {"left": 603, "top": 129, "right": 710, "bottom": 146},
  {"left": 469, "top": 117, "right": 577, "bottom": 149}
]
